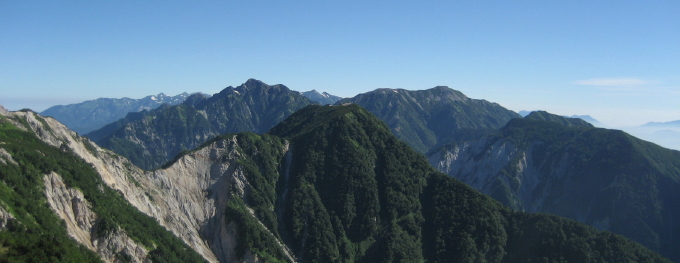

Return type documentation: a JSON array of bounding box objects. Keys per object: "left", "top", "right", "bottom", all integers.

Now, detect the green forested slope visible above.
[
  {"left": 429, "top": 113, "right": 680, "bottom": 262},
  {"left": 0, "top": 104, "right": 670, "bottom": 262},
  {"left": 337, "top": 86, "right": 520, "bottom": 153},
  {"left": 205, "top": 104, "right": 670, "bottom": 262},
  {"left": 0, "top": 114, "right": 205, "bottom": 262}
]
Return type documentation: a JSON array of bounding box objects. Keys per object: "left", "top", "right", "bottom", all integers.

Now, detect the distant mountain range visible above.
[
  {"left": 619, "top": 120, "right": 680, "bottom": 151},
  {"left": 0, "top": 103, "right": 669, "bottom": 262},
  {"left": 428, "top": 111, "right": 680, "bottom": 261},
  {"left": 40, "top": 92, "right": 191, "bottom": 134},
  {"left": 300, "top": 89, "right": 343, "bottom": 105},
  {"left": 40, "top": 89, "right": 342, "bottom": 136},
  {"left": 643, "top": 120, "right": 680, "bottom": 128},
  {"left": 85, "top": 79, "right": 313, "bottom": 170},
  {"left": 86, "top": 81, "right": 521, "bottom": 170},
  {"left": 340, "top": 87, "right": 520, "bottom": 153}
]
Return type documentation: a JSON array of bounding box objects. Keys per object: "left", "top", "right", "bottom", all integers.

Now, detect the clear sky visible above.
[{"left": 1, "top": 1, "right": 678, "bottom": 127}]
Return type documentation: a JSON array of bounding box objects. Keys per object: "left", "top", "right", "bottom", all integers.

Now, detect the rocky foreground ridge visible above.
[{"left": 1, "top": 106, "right": 280, "bottom": 262}]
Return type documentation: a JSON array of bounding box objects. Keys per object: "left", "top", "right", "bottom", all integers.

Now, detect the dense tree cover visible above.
[
  {"left": 88, "top": 79, "right": 313, "bottom": 170},
  {"left": 212, "top": 104, "right": 669, "bottom": 262},
  {"left": 0, "top": 115, "right": 205, "bottom": 262},
  {"left": 429, "top": 113, "right": 680, "bottom": 261},
  {"left": 271, "top": 105, "right": 428, "bottom": 262},
  {"left": 224, "top": 197, "right": 289, "bottom": 262},
  {"left": 502, "top": 212, "right": 670, "bottom": 263}
]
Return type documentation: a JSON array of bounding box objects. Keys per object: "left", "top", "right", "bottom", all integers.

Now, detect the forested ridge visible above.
[{"left": 429, "top": 111, "right": 680, "bottom": 262}]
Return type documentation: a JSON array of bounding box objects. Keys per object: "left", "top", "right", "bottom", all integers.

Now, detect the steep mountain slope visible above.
[
  {"left": 300, "top": 90, "right": 343, "bottom": 105},
  {"left": 87, "top": 79, "right": 313, "bottom": 170},
  {"left": 2, "top": 104, "right": 671, "bottom": 262},
  {"left": 265, "top": 104, "right": 667, "bottom": 262},
  {"left": 338, "top": 86, "right": 520, "bottom": 153},
  {"left": 0, "top": 108, "right": 205, "bottom": 262},
  {"left": 41, "top": 92, "right": 190, "bottom": 134},
  {"left": 428, "top": 112, "right": 680, "bottom": 261}
]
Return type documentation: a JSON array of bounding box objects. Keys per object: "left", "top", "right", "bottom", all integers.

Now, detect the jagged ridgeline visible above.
[
  {"left": 86, "top": 82, "right": 518, "bottom": 171},
  {"left": 86, "top": 79, "right": 314, "bottom": 170},
  {"left": 190, "top": 104, "right": 667, "bottom": 262},
  {"left": 300, "top": 90, "right": 343, "bottom": 105},
  {"left": 0, "top": 112, "right": 204, "bottom": 262},
  {"left": 41, "top": 92, "right": 190, "bottom": 134},
  {"left": 428, "top": 111, "right": 680, "bottom": 262},
  {"left": 337, "top": 86, "right": 521, "bottom": 153}
]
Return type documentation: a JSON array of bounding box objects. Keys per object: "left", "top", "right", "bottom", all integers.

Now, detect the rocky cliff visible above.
[
  {"left": 428, "top": 114, "right": 680, "bottom": 261},
  {"left": 0, "top": 108, "right": 205, "bottom": 262},
  {"left": 2, "top": 108, "right": 292, "bottom": 262},
  {"left": 44, "top": 172, "right": 151, "bottom": 263}
]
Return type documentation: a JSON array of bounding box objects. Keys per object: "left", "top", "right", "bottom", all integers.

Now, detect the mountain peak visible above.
[
  {"left": 301, "top": 89, "right": 343, "bottom": 105},
  {"left": 244, "top": 78, "right": 267, "bottom": 87},
  {"left": 182, "top": 93, "right": 209, "bottom": 106},
  {"left": 430, "top": 86, "right": 469, "bottom": 101}
]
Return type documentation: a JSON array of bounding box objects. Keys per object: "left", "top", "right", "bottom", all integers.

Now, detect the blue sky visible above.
[{"left": 1, "top": 1, "right": 678, "bottom": 126}]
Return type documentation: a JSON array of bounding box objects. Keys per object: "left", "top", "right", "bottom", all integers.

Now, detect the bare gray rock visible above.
[
  {"left": 7, "top": 109, "right": 294, "bottom": 262},
  {"left": 43, "top": 172, "right": 150, "bottom": 263},
  {"left": 0, "top": 205, "right": 16, "bottom": 229}
]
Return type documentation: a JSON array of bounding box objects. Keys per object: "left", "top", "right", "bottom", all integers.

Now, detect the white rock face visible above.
[
  {"left": 0, "top": 105, "right": 8, "bottom": 116},
  {"left": 428, "top": 138, "right": 572, "bottom": 213},
  {"left": 428, "top": 138, "right": 519, "bottom": 190},
  {"left": 0, "top": 205, "right": 15, "bottom": 229},
  {"left": 4, "top": 109, "right": 293, "bottom": 262},
  {"left": 0, "top": 148, "right": 17, "bottom": 166},
  {"left": 43, "top": 172, "right": 150, "bottom": 263}
]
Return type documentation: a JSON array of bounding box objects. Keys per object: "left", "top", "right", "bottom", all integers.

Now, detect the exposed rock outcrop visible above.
[
  {"left": 0, "top": 148, "right": 17, "bottom": 166},
  {"left": 0, "top": 205, "right": 16, "bottom": 229},
  {"left": 428, "top": 139, "right": 567, "bottom": 212},
  {"left": 43, "top": 171, "right": 150, "bottom": 263},
  {"left": 4, "top": 109, "right": 290, "bottom": 262}
]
